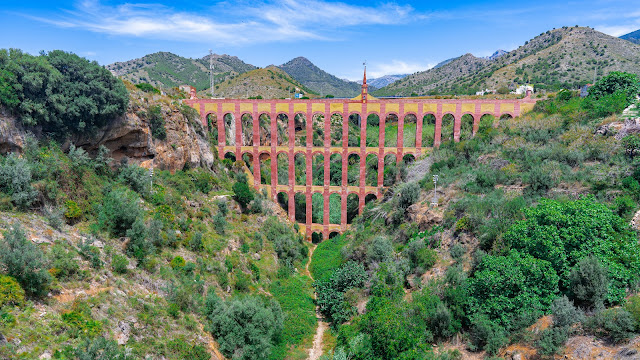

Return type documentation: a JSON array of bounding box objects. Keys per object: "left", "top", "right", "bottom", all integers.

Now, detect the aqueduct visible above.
[{"left": 186, "top": 74, "right": 538, "bottom": 240}]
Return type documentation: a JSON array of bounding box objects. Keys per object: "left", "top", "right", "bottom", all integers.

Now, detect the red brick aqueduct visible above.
[{"left": 186, "top": 77, "right": 538, "bottom": 240}]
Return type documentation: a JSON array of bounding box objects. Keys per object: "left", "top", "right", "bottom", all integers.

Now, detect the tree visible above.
[
  {"left": 569, "top": 257, "right": 608, "bottom": 309},
  {"left": 622, "top": 135, "right": 640, "bottom": 160},
  {"left": 0, "top": 153, "right": 37, "bottom": 209},
  {"left": 588, "top": 71, "right": 640, "bottom": 106},
  {"left": 0, "top": 225, "right": 52, "bottom": 297},
  {"left": 233, "top": 175, "right": 254, "bottom": 209}
]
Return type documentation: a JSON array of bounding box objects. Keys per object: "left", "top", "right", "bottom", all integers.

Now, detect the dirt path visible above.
[{"left": 306, "top": 245, "right": 330, "bottom": 360}]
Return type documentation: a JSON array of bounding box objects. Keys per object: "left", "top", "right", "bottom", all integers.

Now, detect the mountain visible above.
[
  {"left": 205, "top": 65, "right": 317, "bottom": 99},
  {"left": 374, "top": 26, "right": 640, "bottom": 96},
  {"left": 367, "top": 74, "right": 408, "bottom": 89},
  {"left": 620, "top": 29, "right": 640, "bottom": 44},
  {"left": 278, "top": 57, "right": 361, "bottom": 98},
  {"left": 106, "top": 51, "right": 256, "bottom": 91},
  {"left": 486, "top": 49, "right": 508, "bottom": 60}
]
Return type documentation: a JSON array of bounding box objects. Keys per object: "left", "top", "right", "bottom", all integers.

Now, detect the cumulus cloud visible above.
[
  {"left": 26, "top": 0, "right": 420, "bottom": 45},
  {"left": 368, "top": 60, "right": 435, "bottom": 78}
]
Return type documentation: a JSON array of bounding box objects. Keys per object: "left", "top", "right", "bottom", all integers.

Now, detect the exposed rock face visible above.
[{"left": 0, "top": 105, "right": 214, "bottom": 172}]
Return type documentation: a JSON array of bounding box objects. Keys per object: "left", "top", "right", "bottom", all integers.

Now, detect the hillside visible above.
[
  {"left": 207, "top": 65, "right": 317, "bottom": 99},
  {"left": 375, "top": 26, "right": 640, "bottom": 96},
  {"left": 367, "top": 74, "right": 408, "bottom": 90},
  {"left": 621, "top": 29, "right": 640, "bottom": 44},
  {"left": 278, "top": 57, "right": 361, "bottom": 98},
  {"left": 106, "top": 51, "right": 256, "bottom": 91}
]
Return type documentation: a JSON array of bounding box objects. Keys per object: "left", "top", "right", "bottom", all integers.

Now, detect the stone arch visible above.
[
  {"left": 480, "top": 114, "right": 495, "bottom": 131},
  {"left": 329, "top": 193, "right": 341, "bottom": 225},
  {"left": 259, "top": 113, "right": 271, "bottom": 146},
  {"left": 294, "top": 153, "right": 306, "bottom": 186},
  {"left": 311, "top": 192, "right": 323, "bottom": 224},
  {"left": 312, "top": 154, "right": 324, "bottom": 186},
  {"left": 422, "top": 114, "right": 436, "bottom": 147},
  {"left": 259, "top": 152, "right": 271, "bottom": 185},
  {"left": 384, "top": 113, "right": 399, "bottom": 147},
  {"left": 294, "top": 192, "right": 306, "bottom": 223},
  {"left": 328, "top": 232, "right": 340, "bottom": 239},
  {"left": 311, "top": 232, "right": 323, "bottom": 244},
  {"left": 276, "top": 191, "right": 288, "bottom": 213},
  {"left": 241, "top": 113, "right": 253, "bottom": 146},
  {"left": 365, "top": 193, "right": 377, "bottom": 205},
  {"left": 347, "top": 153, "right": 360, "bottom": 186},
  {"left": 329, "top": 153, "right": 342, "bottom": 186},
  {"left": 402, "top": 153, "right": 416, "bottom": 165},
  {"left": 330, "top": 113, "right": 343, "bottom": 147},
  {"left": 206, "top": 113, "right": 218, "bottom": 143},
  {"left": 347, "top": 193, "right": 359, "bottom": 224},
  {"left": 383, "top": 154, "right": 397, "bottom": 187},
  {"left": 500, "top": 113, "right": 514, "bottom": 123},
  {"left": 224, "top": 113, "right": 235, "bottom": 146},
  {"left": 242, "top": 152, "right": 254, "bottom": 173},
  {"left": 294, "top": 113, "right": 307, "bottom": 146},
  {"left": 366, "top": 113, "right": 380, "bottom": 147},
  {"left": 277, "top": 153, "right": 288, "bottom": 185},
  {"left": 224, "top": 151, "right": 236, "bottom": 162},
  {"left": 276, "top": 114, "right": 289, "bottom": 146},
  {"left": 365, "top": 154, "right": 378, "bottom": 187},
  {"left": 403, "top": 113, "right": 417, "bottom": 148},
  {"left": 348, "top": 113, "right": 362, "bottom": 147},
  {"left": 312, "top": 113, "right": 325, "bottom": 147},
  {"left": 441, "top": 113, "right": 455, "bottom": 143},
  {"left": 460, "top": 114, "right": 474, "bottom": 141}
]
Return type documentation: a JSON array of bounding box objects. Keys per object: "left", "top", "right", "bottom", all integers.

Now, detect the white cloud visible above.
[
  {"left": 596, "top": 23, "right": 640, "bottom": 37},
  {"left": 26, "top": 0, "right": 420, "bottom": 45},
  {"left": 368, "top": 60, "right": 435, "bottom": 78}
]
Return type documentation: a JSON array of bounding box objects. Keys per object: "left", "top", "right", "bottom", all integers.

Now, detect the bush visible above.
[
  {"left": 315, "top": 261, "right": 367, "bottom": 325},
  {"left": 98, "top": 187, "right": 142, "bottom": 237},
  {"left": 0, "top": 153, "right": 37, "bottom": 209},
  {"left": 262, "top": 216, "right": 307, "bottom": 265},
  {"left": 147, "top": 104, "right": 167, "bottom": 140},
  {"left": 50, "top": 244, "right": 80, "bottom": 280},
  {"left": 585, "top": 308, "right": 636, "bottom": 343},
  {"left": 170, "top": 256, "right": 186, "bottom": 270},
  {"left": 125, "top": 218, "right": 154, "bottom": 262},
  {"left": 0, "top": 275, "right": 24, "bottom": 308},
  {"left": 468, "top": 315, "right": 508, "bottom": 355},
  {"left": 0, "top": 225, "right": 52, "bottom": 297},
  {"left": 405, "top": 239, "right": 437, "bottom": 272},
  {"left": 232, "top": 175, "right": 254, "bottom": 209},
  {"left": 551, "top": 296, "right": 582, "bottom": 327},
  {"left": 398, "top": 182, "right": 420, "bottom": 210},
  {"left": 135, "top": 83, "right": 159, "bottom": 94},
  {"left": 588, "top": 71, "right": 640, "bottom": 106},
  {"left": 112, "top": 254, "right": 129, "bottom": 274},
  {"left": 366, "top": 236, "right": 393, "bottom": 264},
  {"left": 118, "top": 164, "right": 151, "bottom": 195},
  {"left": 624, "top": 294, "right": 640, "bottom": 329},
  {"left": 569, "top": 256, "right": 608, "bottom": 309},
  {"left": 449, "top": 244, "right": 465, "bottom": 261},
  {"left": 71, "top": 336, "right": 130, "bottom": 360},
  {"left": 536, "top": 326, "right": 569, "bottom": 356},
  {"left": 205, "top": 293, "right": 283, "bottom": 360},
  {"left": 64, "top": 200, "right": 83, "bottom": 223}
]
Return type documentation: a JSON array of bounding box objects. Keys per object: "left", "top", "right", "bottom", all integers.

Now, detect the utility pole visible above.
[
  {"left": 209, "top": 49, "right": 215, "bottom": 98},
  {"left": 431, "top": 174, "right": 439, "bottom": 206}
]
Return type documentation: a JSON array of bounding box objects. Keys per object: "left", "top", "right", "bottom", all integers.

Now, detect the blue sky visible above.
[{"left": 2, "top": 0, "right": 639, "bottom": 80}]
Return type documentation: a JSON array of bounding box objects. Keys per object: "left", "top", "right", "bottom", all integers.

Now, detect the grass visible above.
[{"left": 309, "top": 235, "right": 346, "bottom": 282}]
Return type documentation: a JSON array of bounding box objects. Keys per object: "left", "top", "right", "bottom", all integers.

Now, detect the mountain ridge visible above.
[{"left": 277, "top": 57, "right": 361, "bottom": 98}]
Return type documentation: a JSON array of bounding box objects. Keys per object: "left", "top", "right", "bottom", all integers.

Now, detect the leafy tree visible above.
[
  {"left": 98, "top": 187, "right": 143, "bottom": 237},
  {"left": 397, "top": 182, "right": 420, "bottom": 210},
  {"left": 0, "top": 153, "right": 38, "bottom": 209},
  {"left": 125, "top": 218, "right": 154, "bottom": 262},
  {"left": 504, "top": 197, "right": 640, "bottom": 304},
  {"left": 232, "top": 174, "right": 254, "bottom": 209},
  {"left": 588, "top": 71, "right": 640, "bottom": 106},
  {"left": 205, "top": 293, "right": 283, "bottom": 360},
  {"left": 0, "top": 225, "right": 52, "bottom": 297},
  {"left": 315, "top": 261, "right": 367, "bottom": 325}
]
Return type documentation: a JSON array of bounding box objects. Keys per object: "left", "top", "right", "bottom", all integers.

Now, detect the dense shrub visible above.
[
  {"left": 125, "top": 218, "right": 154, "bottom": 262},
  {"left": 550, "top": 296, "right": 582, "bottom": 327},
  {"left": 112, "top": 254, "right": 129, "bottom": 274},
  {"left": 98, "top": 187, "right": 142, "bottom": 237},
  {"left": 232, "top": 175, "right": 254, "bottom": 209},
  {"left": 536, "top": 326, "right": 569, "bottom": 356},
  {"left": 504, "top": 197, "right": 640, "bottom": 304},
  {"left": 585, "top": 308, "right": 636, "bottom": 343},
  {"left": 366, "top": 236, "right": 393, "bottom": 264},
  {"left": 315, "top": 261, "right": 367, "bottom": 325},
  {"left": 147, "top": 104, "right": 167, "bottom": 140},
  {"left": 587, "top": 71, "right": 640, "bottom": 106},
  {"left": 0, "top": 153, "right": 37, "bottom": 209},
  {"left": 118, "top": 164, "right": 151, "bottom": 195},
  {"left": 50, "top": 244, "right": 80, "bottom": 280},
  {"left": 0, "top": 275, "right": 24, "bottom": 308},
  {"left": 71, "top": 336, "right": 130, "bottom": 360},
  {"left": 569, "top": 256, "right": 608, "bottom": 309},
  {"left": 262, "top": 216, "right": 307, "bottom": 265},
  {"left": 0, "top": 225, "right": 52, "bottom": 297},
  {"left": 205, "top": 292, "right": 283, "bottom": 360},
  {"left": 397, "top": 182, "right": 420, "bottom": 210},
  {"left": 468, "top": 315, "right": 508, "bottom": 355}
]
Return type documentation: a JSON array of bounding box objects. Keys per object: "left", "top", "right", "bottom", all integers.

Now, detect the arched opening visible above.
[
  {"left": 330, "top": 114, "right": 343, "bottom": 147},
  {"left": 207, "top": 113, "right": 218, "bottom": 144},
  {"left": 242, "top": 152, "right": 254, "bottom": 174},
  {"left": 479, "top": 114, "right": 495, "bottom": 132},
  {"left": 294, "top": 153, "right": 306, "bottom": 186},
  {"left": 224, "top": 152, "right": 236, "bottom": 162},
  {"left": 365, "top": 194, "right": 377, "bottom": 205},
  {"left": 329, "top": 193, "right": 341, "bottom": 225},
  {"left": 422, "top": 114, "right": 436, "bottom": 147},
  {"left": 312, "top": 113, "right": 325, "bottom": 147},
  {"left": 277, "top": 153, "right": 288, "bottom": 186},
  {"left": 328, "top": 232, "right": 340, "bottom": 240},
  {"left": 329, "top": 154, "right": 342, "bottom": 186},
  {"left": 402, "top": 114, "right": 417, "bottom": 148},
  {"left": 312, "top": 154, "right": 324, "bottom": 186},
  {"left": 460, "top": 114, "right": 474, "bottom": 141},
  {"left": 294, "top": 193, "right": 306, "bottom": 223},
  {"left": 384, "top": 154, "right": 397, "bottom": 187},
  {"left": 402, "top": 154, "right": 416, "bottom": 165},
  {"left": 224, "top": 113, "right": 235, "bottom": 146},
  {"left": 347, "top": 154, "right": 360, "bottom": 186},
  {"left": 366, "top": 114, "right": 380, "bottom": 147},
  {"left": 347, "top": 193, "right": 359, "bottom": 224},
  {"left": 399, "top": 154, "right": 415, "bottom": 183},
  {"left": 259, "top": 114, "right": 271, "bottom": 146},
  {"left": 348, "top": 113, "right": 362, "bottom": 147},
  {"left": 260, "top": 153, "right": 271, "bottom": 185},
  {"left": 384, "top": 114, "right": 399, "bottom": 147},
  {"left": 312, "top": 193, "right": 323, "bottom": 224},
  {"left": 276, "top": 192, "right": 288, "bottom": 213},
  {"left": 365, "top": 154, "right": 378, "bottom": 187},
  {"left": 441, "top": 114, "right": 455, "bottom": 143},
  {"left": 499, "top": 114, "right": 513, "bottom": 126},
  {"left": 276, "top": 114, "right": 289, "bottom": 146},
  {"left": 241, "top": 113, "right": 253, "bottom": 146},
  {"left": 311, "top": 232, "right": 323, "bottom": 244},
  {"left": 294, "top": 113, "right": 307, "bottom": 146}
]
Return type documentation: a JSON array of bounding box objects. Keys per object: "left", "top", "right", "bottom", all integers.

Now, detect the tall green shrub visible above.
[{"left": 0, "top": 225, "right": 52, "bottom": 297}]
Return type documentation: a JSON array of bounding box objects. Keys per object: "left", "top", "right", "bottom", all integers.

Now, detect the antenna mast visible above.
[{"left": 209, "top": 49, "right": 214, "bottom": 98}]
